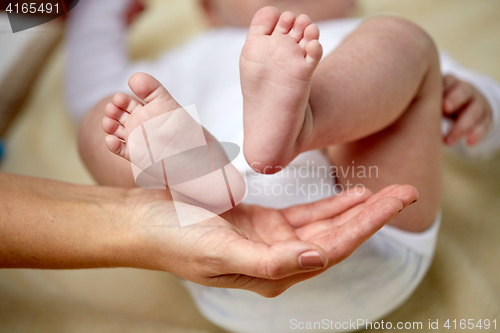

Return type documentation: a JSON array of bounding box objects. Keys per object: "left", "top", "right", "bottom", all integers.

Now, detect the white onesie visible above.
[{"left": 66, "top": 1, "right": 500, "bottom": 332}]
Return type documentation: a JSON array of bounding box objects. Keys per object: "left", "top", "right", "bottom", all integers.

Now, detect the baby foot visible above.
[
  {"left": 102, "top": 72, "right": 185, "bottom": 162},
  {"left": 102, "top": 72, "right": 246, "bottom": 217},
  {"left": 241, "top": 6, "right": 323, "bottom": 174}
]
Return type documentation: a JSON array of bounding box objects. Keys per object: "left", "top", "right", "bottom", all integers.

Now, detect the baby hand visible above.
[
  {"left": 125, "top": 0, "right": 146, "bottom": 25},
  {"left": 442, "top": 74, "right": 493, "bottom": 146}
]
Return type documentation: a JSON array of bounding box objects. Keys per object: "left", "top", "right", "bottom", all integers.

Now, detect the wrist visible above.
[
  {"left": 50, "top": 184, "right": 146, "bottom": 271},
  {"left": 117, "top": 188, "right": 177, "bottom": 272},
  {"left": 92, "top": 187, "right": 141, "bottom": 269},
  {"left": 56, "top": 185, "right": 142, "bottom": 270}
]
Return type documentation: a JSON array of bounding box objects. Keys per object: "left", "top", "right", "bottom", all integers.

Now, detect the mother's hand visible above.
[{"left": 127, "top": 184, "right": 417, "bottom": 297}]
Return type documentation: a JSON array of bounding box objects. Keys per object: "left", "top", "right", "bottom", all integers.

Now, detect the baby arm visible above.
[
  {"left": 442, "top": 74, "right": 492, "bottom": 146},
  {"left": 440, "top": 52, "right": 500, "bottom": 158},
  {"left": 66, "top": 0, "right": 143, "bottom": 121}
]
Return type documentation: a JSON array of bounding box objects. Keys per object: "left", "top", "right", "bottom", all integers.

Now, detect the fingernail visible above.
[
  {"left": 409, "top": 199, "right": 417, "bottom": 206},
  {"left": 299, "top": 251, "right": 325, "bottom": 269}
]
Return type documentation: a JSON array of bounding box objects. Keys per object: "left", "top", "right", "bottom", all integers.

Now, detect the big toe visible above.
[
  {"left": 128, "top": 72, "right": 174, "bottom": 104},
  {"left": 248, "top": 6, "right": 281, "bottom": 36}
]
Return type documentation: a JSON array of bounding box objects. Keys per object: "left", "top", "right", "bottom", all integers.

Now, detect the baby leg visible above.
[
  {"left": 307, "top": 17, "right": 443, "bottom": 232},
  {"left": 241, "top": 7, "right": 323, "bottom": 173}
]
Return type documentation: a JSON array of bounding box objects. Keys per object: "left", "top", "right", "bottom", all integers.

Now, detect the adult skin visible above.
[{"left": 0, "top": 172, "right": 416, "bottom": 297}]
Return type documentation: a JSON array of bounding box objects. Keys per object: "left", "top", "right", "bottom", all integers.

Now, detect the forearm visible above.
[{"left": 0, "top": 173, "right": 137, "bottom": 269}]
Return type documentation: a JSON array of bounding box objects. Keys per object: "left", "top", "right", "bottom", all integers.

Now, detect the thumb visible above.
[{"left": 222, "top": 239, "right": 328, "bottom": 280}]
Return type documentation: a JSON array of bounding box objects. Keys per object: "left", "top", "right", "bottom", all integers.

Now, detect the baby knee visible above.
[{"left": 364, "top": 15, "right": 438, "bottom": 60}]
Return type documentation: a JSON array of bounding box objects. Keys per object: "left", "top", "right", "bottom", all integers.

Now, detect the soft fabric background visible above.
[{"left": 0, "top": 0, "right": 499, "bottom": 332}]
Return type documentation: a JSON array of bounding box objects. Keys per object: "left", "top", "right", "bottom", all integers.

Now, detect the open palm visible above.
[{"left": 132, "top": 184, "right": 417, "bottom": 297}]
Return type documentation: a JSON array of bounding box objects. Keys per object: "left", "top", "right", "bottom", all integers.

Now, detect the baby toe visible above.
[
  {"left": 113, "top": 92, "right": 143, "bottom": 114},
  {"left": 274, "top": 11, "right": 295, "bottom": 35},
  {"left": 128, "top": 72, "right": 175, "bottom": 104},
  {"left": 305, "top": 40, "right": 323, "bottom": 66},
  {"left": 112, "top": 93, "right": 132, "bottom": 111},
  {"left": 289, "top": 14, "right": 312, "bottom": 42},
  {"left": 105, "top": 135, "right": 127, "bottom": 158},
  {"left": 105, "top": 103, "right": 129, "bottom": 125},
  {"left": 248, "top": 6, "right": 281, "bottom": 36},
  {"left": 303, "top": 23, "right": 320, "bottom": 43},
  {"left": 102, "top": 117, "right": 125, "bottom": 139}
]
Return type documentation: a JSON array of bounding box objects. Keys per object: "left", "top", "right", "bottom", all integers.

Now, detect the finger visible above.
[
  {"left": 219, "top": 239, "right": 328, "bottom": 281},
  {"left": 281, "top": 188, "right": 372, "bottom": 228},
  {"left": 331, "top": 184, "right": 417, "bottom": 226},
  {"left": 230, "top": 189, "right": 416, "bottom": 296},
  {"left": 443, "top": 81, "right": 473, "bottom": 115},
  {"left": 211, "top": 192, "right": 414, "bottom": 297},
  {"left": 334, "top": 184, "right": 417, "bottom": 224},
  {"left": 364, "top": 184, "right": 418, "bottom": 207},
  {"left": 296, "top": 185, "right": 418, "bottom": 240},
  {"left": 444, "top": 101, "right": 484, "bottom": 145},
  {"left": 209, "top": 267, "right": 324, "bottom": 298},
  {"left": 443, "top": 74, "right": 458, "bottom": 91},
  {"left": 297, "top": 185, "right": 399, "bottom": 238},
  {"left": 327, "top": 184, "right": 415, "bottom": 221},
  {"left": 466, "top": 112, "right": 492, "bottom": 146},
  {"left": 207, "top": 273, "right": 291, "bottom": 298},
  {"left": 310, "top": 196, "right": 404, "bottom": 265},
  {"left": 125, "top": 0, "right": 146, "bottom": 25}
]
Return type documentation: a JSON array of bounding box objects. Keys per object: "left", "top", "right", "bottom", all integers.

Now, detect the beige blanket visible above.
[{"left": 1, "top": 0, "right": 499, "bottom": 332}]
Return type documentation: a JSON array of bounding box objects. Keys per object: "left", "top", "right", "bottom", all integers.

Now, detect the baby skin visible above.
[
  {"left": 102, "top": 73, "right": 246, "bottom": 214},
  {"left": 240, "top": 8, "right": 323, "bottom": 170},
  {"left": 101, "top": 7, "right": 442, "bottom": 233},
  {"left": 102, "top": 8, "right": 323, "bottom": 178},
  {"left": 101, "top": 7, "right": 323, "bottom": 215},
  {"left": 241, "top": 7, "right": 443, "bottom": 232}
]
